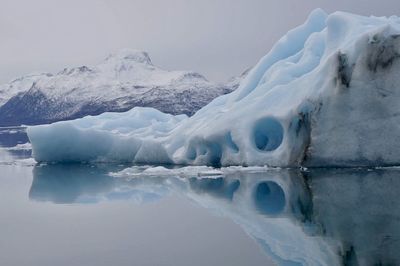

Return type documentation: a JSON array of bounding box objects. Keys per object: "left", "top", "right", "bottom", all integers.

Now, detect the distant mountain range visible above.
[{"left": 0, "top": 49, "right": 244, "bottom": 126}]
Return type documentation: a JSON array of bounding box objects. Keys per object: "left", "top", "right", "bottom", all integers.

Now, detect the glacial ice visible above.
[{"left": 28, "top": 9, "right": 400, "bottom": 167}]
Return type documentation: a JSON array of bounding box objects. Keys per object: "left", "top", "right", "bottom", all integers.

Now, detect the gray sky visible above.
[{"left": 1, "top": 0, "right": 400, "bottom": 84}]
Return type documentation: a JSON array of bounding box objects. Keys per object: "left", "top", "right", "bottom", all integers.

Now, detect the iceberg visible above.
[{"left": 28, "top": 9, "right": 400, "bottom": 167}]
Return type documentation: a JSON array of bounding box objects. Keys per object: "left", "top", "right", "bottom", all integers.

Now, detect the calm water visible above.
[{"left": 1, "top": 127, "right": 400, "bottom": 266}]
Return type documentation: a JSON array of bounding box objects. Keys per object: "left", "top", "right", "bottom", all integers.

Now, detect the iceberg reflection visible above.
[
  {"left": 30, "top": 165, "right": 400, "bottom": 266},
  {"left": 29, "top": 164, "right": 168, "bottom": 204}
]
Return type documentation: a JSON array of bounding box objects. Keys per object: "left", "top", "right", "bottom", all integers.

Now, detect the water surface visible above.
[{"left": 1, "top": 127, "right": 400, "bottom": 266}]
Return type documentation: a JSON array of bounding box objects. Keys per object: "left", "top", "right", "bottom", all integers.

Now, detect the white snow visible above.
[
  {"left": 28, "top": 9, "right": 400, "bottom": 167},
  {"left": 0, "top": 49, "right": 213, "bottom": 104},
  {"left": 0, "top": 73, "right": 48, "bottom": 106}
]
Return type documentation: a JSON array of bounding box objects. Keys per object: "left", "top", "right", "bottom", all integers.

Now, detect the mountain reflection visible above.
[{"left": 30, "top": 164, "right": 400, "bottom": 266}]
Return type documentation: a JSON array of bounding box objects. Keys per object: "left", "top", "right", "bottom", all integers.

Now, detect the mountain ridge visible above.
[{"left": 0, "top": 49, "right": 241, "bottom": 126}]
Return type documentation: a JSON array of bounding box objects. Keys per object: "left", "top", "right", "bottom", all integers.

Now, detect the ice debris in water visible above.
[
  {"left": 4, "top": 142, "right": 32, "bottom": 151},
  {"left": 110, "top": 166, "right": 222, "bottom": 178},
  {"left": 110, "top": 165, "right": 272, "bottom": 179},
  {"left": 28, "top": 9, "right": 400, "bottom": 167}
]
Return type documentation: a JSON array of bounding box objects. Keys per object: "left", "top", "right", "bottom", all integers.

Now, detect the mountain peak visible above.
[{"left": 104, "top": 49, "right": 153, "bottom": 65}]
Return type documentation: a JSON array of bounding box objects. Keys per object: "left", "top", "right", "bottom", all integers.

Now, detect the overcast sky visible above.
[{"left": 1, "top": 0, "right": 400, "bottom": 84}]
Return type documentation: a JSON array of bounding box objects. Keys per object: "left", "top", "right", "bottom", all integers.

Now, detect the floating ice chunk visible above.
[
  {"left": 110, "top": 165, "right": 223, "bottom": 179},
  {"left": 28, "top": 9, "right": 400, "bottom": 167},
  {"left": 4, "top": 142, "right": 32, "bottom": 151}
]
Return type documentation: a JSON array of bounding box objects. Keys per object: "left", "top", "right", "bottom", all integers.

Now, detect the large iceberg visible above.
[{"left": 28, "top": 9, "right": 400, "bottom": 167}]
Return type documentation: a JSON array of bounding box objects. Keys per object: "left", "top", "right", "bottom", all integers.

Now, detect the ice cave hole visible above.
[
  {"left": 186, "top": 146, "right": 197, "bottom": 161},
  {"left": 254, "top": 181, "right": 286, "bottom": 215},
  {"left": 185, "top": 140, "right": 222, "bottom": 166},
  {"left": 185, "top": 132, "right": 238, "bottom": 165},
  {"left": 253, "top": 117, "right": 284, "bottom": 152},
  {"left": 225, "top": 132, "right": 239, "bottom": 153},
  {"left": 205, "top": 141, "right": 223, "bottom": 167}
]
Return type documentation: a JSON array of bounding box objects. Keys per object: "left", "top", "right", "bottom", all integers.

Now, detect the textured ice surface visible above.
[{"left": 28, "top": 9, "right": 400, "bottom": 167}]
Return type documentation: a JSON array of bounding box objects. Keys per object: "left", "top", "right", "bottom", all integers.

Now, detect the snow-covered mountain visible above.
[{"left": 0, "top": 49, "right": 235, "bottom": 126}]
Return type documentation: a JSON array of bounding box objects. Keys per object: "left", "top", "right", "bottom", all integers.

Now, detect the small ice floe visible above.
[
  {"left": 109, "top": 165, "right": 281, "bottom": 179},
  {"left": 4, "top": 142, "right": 32, "bottom": 151},
  {"left": 110, "top": 165, "right": 223, "bottom": 179}
]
